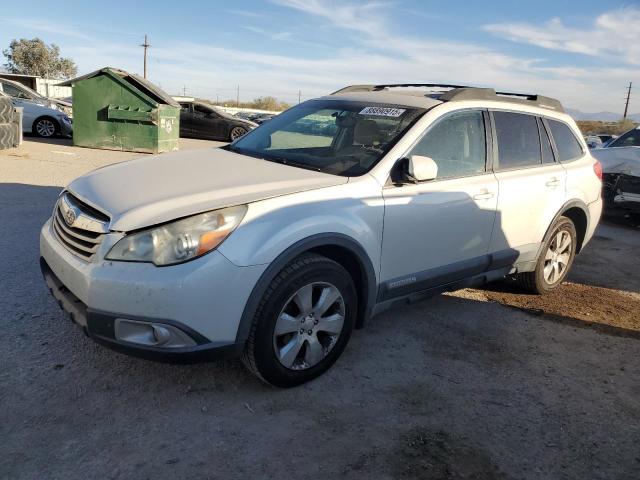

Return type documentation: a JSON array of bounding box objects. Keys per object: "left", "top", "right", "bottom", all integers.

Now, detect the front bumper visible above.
[
  {"left": 40, "top": 257, "right": 241, "bottom": 362},
  {"left": 39, "top": 219, "right": 267, "bottom": 362},
  {"left": 59, "top": 120, "right": 73, "bottom": 137}
]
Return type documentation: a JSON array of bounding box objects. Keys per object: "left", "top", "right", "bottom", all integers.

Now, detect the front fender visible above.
[{"left": 218, "top": 181, "right": 384, "bottom": 275}]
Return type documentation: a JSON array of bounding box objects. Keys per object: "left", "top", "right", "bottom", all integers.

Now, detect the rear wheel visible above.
[
  {"left": 517, "top": 216, "right": 577, "bottom": 294},
  {"left": 229, "top": 126, "right": 247, "bottom": 141},
  {"left": 242, "top": 254, "right": 357, "bottom": 387},
  {"left": 33, "top": 117, "right": 58, "bottom": 138}
]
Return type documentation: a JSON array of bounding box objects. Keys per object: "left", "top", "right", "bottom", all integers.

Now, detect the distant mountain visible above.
[{"left": 566, "top": 108, "right": 640, "bottom": 122}]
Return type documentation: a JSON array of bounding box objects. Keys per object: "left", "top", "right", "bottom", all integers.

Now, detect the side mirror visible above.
[{"left": 408, "top": 155, "right": 438, "bottom": 182}]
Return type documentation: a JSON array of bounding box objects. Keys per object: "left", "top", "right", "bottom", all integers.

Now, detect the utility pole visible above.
[
  {"left": 623, "top": 82, "right": 632, "bottom": 120},
  {"left": 140, "top": 34, "right": 151, "bottom": 79},
  {"left": 298, "top": 90, "right": 301, "bottom": 104},
  {"left": 236, "top": 85, "right": 240, "bottom": 107},
  {"left": 182, "top": 85, "right": 186, "bottom": 97},
  {"left": 216, "top": 94, "right": 219, "bottom": 105}
]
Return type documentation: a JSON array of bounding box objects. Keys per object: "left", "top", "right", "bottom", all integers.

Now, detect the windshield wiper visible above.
[
  {"left": 224, "top": 145, "right": 324, "bottom": 173},
  {"left": 263, "top": 155, "right": 322, "bottom": 172}
]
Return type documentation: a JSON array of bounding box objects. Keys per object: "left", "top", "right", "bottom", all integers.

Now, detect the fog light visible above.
[{"left": 114, "top": 318, "right": 197, "bottom": 348}]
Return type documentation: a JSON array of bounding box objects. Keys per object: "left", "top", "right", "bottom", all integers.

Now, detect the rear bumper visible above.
[
  {"left": 583, "top": 197, "right": 603, "bottom": 248},
  {"left": 40, "top": 257, "right": 242, "bottom": 363}
]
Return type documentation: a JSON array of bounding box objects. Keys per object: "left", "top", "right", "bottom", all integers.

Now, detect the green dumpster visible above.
[{"left": 59, "top": 67, "right": 180, "bottom": 153}]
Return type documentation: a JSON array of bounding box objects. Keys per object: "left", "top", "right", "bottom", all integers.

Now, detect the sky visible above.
[{"left": 0, "top": 0, "right": 638, "bottom": 113}]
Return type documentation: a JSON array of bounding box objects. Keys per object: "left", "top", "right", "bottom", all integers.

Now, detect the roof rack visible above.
[
  {"left": 331, "top": 84, "right": 564, "bottom": 112},
  {"left": 332, "top": 83, "right": 470, "bottom": 94}
]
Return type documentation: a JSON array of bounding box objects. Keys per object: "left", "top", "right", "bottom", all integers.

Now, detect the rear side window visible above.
[
  {"left": 548, "top": 120, "right": 583, "bottom": 161},
  {"left": 408, "top": 110, "right": 486, "bottom": 179},
  {"left": 493, "top": 112, "right": 541, "bottom": 169}
]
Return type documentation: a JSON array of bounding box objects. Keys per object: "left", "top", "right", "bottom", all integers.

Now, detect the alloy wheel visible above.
[
  {"left": 230, "top": 127, "right": 247, "bottom": 140},
  {"left": 273, "top": 282, "right": 345, "bottom": 370},
  {"left": 543, "top": 229, "right": 573, "bottom": 284},
  {"left": 36, "top": 119, "right": 56, "bottom": 137}
]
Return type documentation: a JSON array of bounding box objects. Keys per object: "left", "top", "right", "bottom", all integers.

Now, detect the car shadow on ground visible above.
[{"left": 22, "top": 134, "right": 73, "bottom": 146}]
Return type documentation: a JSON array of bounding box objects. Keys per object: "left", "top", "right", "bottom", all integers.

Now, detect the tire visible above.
[
  {"left": 33, "top": 117, "right": 59, "bottom": 138},
  {"left": 516, "top": 216, "right": 577, "bottom": 294},
  {"left": 242, "top": 253, "right": 357, "bottom": 387},
  {"left": 229, "top": 126, "right": 247, "bottom": 141}
]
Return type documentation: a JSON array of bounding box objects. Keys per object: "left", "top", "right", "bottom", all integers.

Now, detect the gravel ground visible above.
[{"left": 1, "top": 138, "right": 639, "bottom": 479}]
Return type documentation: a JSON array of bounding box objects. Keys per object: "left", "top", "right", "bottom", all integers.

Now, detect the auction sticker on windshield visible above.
[{"left": 359, "top": 107, "right": 406, "bottom": 117}]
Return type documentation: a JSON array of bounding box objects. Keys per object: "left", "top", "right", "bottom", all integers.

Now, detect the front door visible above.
[
  {"left": 179, "top": 103, "right": 193, "bottom": 137},
  {"left": 380, "top": 109, "right": 499, "bottom": 300},
  {"left": 192, "top": 104, "right": 225, "bottom": 140}
]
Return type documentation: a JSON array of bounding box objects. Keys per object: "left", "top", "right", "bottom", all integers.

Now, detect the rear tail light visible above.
[{"left": 593, "top": 160, "right": 603, "bottom": 181}]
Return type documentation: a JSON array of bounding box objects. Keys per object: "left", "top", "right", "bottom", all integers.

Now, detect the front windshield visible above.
[
  {"left": 22, "top": 84, "right": 44, "bottom": 98},
  {"left": 228, "top": 99, "right": 425, "bottom": 176}
]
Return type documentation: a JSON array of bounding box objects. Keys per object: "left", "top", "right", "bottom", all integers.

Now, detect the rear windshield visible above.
[{"left": 227, "top": 99, "right": 425, "bottom": 176}]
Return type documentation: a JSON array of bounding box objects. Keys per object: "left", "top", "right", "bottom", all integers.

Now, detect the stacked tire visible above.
[{"left": 0, "top": 96, "right": 19, "bottom": 150}]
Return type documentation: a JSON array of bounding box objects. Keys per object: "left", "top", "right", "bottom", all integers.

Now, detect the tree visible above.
[
  {"left": 251, "top": 96, "right": 290, "bottom": 111},
  {"left": 3, "top": 38, "right": 77, "bottom": 79}
]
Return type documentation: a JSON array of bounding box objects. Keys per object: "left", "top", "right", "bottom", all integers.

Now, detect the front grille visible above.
[{"left": 52, "top": 193, "right": 110, "bottom": 261}]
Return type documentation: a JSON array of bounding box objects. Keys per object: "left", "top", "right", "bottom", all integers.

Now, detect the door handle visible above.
[
  {"left": 473, "top": 190, "right": 495, "bottom": 200},
  {"left": 546, "top": 177, "right": 561, "bottom": 187}
]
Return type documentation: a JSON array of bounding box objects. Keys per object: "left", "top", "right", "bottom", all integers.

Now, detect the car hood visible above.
[{"left": 67, "top": 148, "right": 348, "bottom": 231}]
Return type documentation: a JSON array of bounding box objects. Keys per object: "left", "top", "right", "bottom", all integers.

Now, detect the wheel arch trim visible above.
[
  {"left": 235, "top": 233, "right": 378, "bottom": 345},
  {"left": 542, "top": 199, "right": 590, "bottom": 254}
]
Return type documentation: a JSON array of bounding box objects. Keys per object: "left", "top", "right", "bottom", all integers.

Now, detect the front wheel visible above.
[
  {"left": 242, "top": 254, "right": 357, "bottom": 387},
  {"left": 516, "top": 216, "right": 577, "bottom": 294},
  {"left": 33, "top": 117, "right": 58, "bottom": 138},
  {"left": 229, "top": 126, "right": 247, "bottom": 141}
]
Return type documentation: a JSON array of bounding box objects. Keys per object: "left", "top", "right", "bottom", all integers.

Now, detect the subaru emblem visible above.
[{"left": 64, "top": 208, "right": 77, "bottom": 227}]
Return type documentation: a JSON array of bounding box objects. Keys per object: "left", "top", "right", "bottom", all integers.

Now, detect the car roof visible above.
[{"left": 325, "top": 84, "right": 568, "bottom": 119}]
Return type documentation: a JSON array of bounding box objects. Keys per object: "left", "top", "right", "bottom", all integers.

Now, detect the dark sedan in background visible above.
[{"left": 179, "top": 102, "right": 257, "bottom": 141}]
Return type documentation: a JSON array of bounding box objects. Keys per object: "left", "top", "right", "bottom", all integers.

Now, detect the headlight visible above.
[{"left": 106, "top": 205, "right": 247, "bottom": 266}]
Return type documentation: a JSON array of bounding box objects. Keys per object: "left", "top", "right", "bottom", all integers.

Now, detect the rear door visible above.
[{"left": 489, "top": 111, "right": 567, "bottom": 264}]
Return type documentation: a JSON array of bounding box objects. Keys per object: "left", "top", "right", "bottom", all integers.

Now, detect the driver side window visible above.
[
  {"left": 408, "top": 110, "right": 487, "bottom": 179},
  {"left": 2, "top": 83, "right": 26, "bottom": 98}
]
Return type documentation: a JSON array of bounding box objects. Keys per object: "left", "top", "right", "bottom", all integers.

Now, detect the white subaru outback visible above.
[{"left": 40, "top": 84, "right": 603, "bottom": 387}]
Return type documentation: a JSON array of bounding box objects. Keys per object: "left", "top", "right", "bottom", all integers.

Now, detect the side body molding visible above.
[{"left": 235, "top": 233, "right": 378, "bottom": 345}]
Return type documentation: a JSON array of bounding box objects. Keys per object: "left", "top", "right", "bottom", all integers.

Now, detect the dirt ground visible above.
[{"left": 1, "top": 138, "right": 639, "bottom": 479}]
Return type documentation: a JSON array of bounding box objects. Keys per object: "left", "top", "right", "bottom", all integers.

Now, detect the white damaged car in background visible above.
[{"left": 592, "top": 126, "right": 640, "bottom": 219}]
